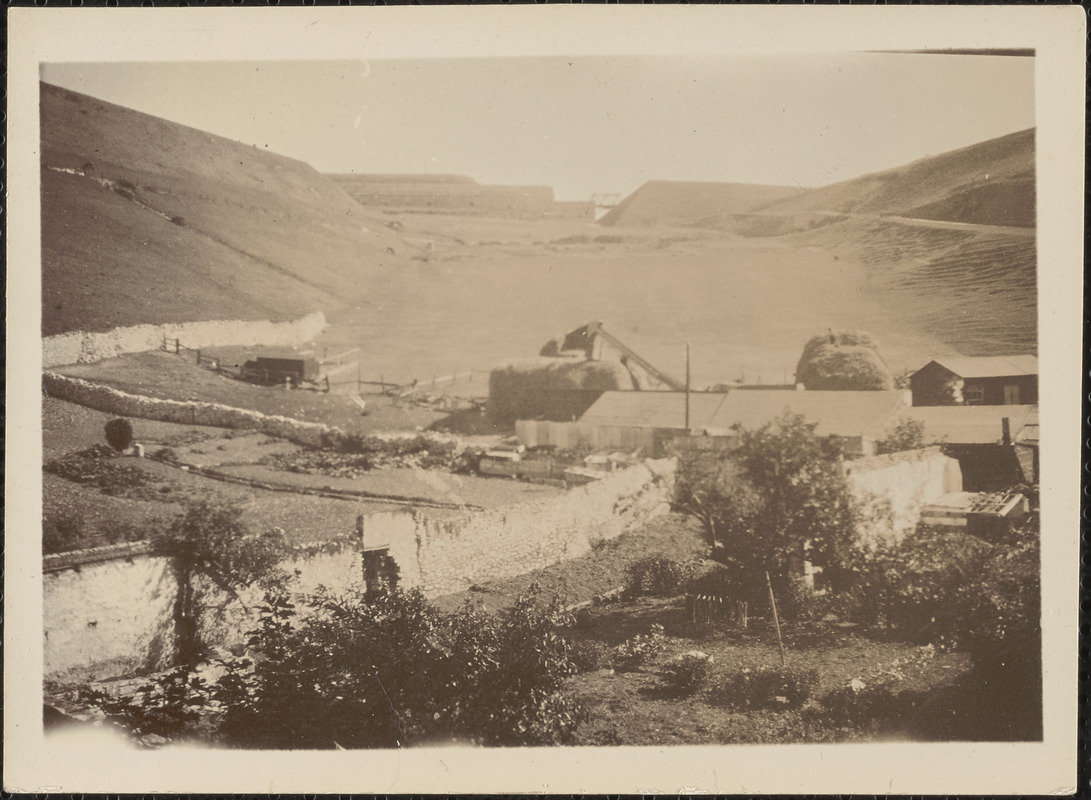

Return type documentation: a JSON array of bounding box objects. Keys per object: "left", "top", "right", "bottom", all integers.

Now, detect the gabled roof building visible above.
[{"left": 910, "top": 355, "right": 1038, "bottom": 407}]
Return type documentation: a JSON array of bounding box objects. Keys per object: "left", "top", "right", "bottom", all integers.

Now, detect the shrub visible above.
[
  {"left": 624, "top": 556, "right": 694, "bottom": 598},
  {"left": 568, "top": 639, "right": 612, "bottom": 673},
  {"left": 819, "top": 681, "right": 912, "bottom": 726},
  {"left": 43, "top": 514, "right": 85, "bottom": 555},
  {"left": 661, "top": 651, "right": 714, "bottom": 696},
  {"left": 104, "top": 418, "right": 134, "bottom": 452},
  {"left": 875, "top": 418, "right": 926, "bottom": 455},
  {"left": 612, "top": 624, "right": 667, "bottom": 670},
  {"left": 210, "top": 585, "right": 583, "bottom": 749},
  {"left": 713, "top": 665, "right": 819, "bottom": 709},
  {"left": 79, "top": 667, "right": 211, "bottom": 745},
  {"left": 673, "top": 412, "right": 866, "bottom": 597}
]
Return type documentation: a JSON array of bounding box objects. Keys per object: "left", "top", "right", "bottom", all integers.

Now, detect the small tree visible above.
[
  {"left": 158, "top": 502, "right": 290, "bottom": 666},
  {"left": 104, "top": 417, "right": 134, "bottom": 452},
  {"left": 874, "top": 417, "right": 926, "bottom": 455},
  {"left": 675, "top": 412, "right": 869, "bottom": 598}
]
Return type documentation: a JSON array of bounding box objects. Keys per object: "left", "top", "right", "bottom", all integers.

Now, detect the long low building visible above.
[
  {"left": 894, "top": 404, "right": 1039, "bottom": 489},
  {"left": 522, "top": 389, "right": 912, "bottom": 456}
]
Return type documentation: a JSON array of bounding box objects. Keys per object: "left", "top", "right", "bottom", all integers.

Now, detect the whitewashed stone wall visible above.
[
  {"left": 42, "top": 372, "right": 346, "bottom": 448},
  {"left": 43, "top": 461, "right": 675, "bottom": 681},
  {"left": 44, "top": 542, "right": 364, "bottom": 682},
  {"left": 362, "top": 459, "right": 676, "bottom": 597},
  {"left": 844, "top": 446, "right": 963, "bottom": 546},
  {"left": 44, "top": 552, "right": 180, "bottom": 682},
  {"left": 42, "top": 312, "right": 327, "bottom": 368}
]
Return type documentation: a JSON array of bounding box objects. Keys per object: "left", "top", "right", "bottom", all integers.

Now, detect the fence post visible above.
[
  {"left": 766, "top": 571, "right": 787, "bottom": 667},
  {"left": 175, "top": 338, "right": 180, "bottom": 355}
]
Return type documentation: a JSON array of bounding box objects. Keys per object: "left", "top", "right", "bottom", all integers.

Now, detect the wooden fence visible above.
[{"left": 162, "top": 337, "right": 223, "bottom": 371}]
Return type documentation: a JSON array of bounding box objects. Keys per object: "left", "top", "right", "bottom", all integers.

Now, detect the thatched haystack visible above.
[
  {"left": 489, "top": 357, "right": 633, "bottom": 422},
  {"left": 795, "top": 330, "right": 894, "bottom": 391}
]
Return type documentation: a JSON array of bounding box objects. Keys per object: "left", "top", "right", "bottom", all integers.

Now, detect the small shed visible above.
[
  {"left": 910, "top": 355, "right": 1038, "bottom": 407},
  {"left": 241, "top": 356, "right": 320, "bottom": 386}
]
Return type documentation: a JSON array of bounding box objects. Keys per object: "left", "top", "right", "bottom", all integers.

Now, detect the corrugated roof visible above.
[
  {"left": 896, "top": 404, "right": 1036, "bottom": 445},
  {"left": 580, "top": 389, "right": 909, "bottom": 440},
  {"left": 925, "top": 355, "right": 1038, "bottom": 379},
  {"left": 708, "top": 390, "right": 910, "bottom": 440},
  {"left": 1014, "top": 407, "right": 1039, "bottom": 446},
  {"left": 579, "top": 391, "right": 729, "bottom": 429}
]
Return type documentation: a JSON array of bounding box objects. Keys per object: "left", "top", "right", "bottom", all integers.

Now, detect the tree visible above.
[
  {"left": 675, "top": 412, "right": 867, "bottom": 598},
  {"left": 157, "top": 502, "right": 290, "bottom": 666},
  {"left": 875, "top": 417, "right": 927, "bottom": 455}
]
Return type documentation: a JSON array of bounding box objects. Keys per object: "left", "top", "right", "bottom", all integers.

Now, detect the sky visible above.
[{"left": 41, "top": 52, "right": 1034, "bottom": 201}]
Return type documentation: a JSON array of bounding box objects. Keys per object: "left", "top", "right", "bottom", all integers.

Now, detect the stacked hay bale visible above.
[
  {"left": 795, "top": 330, "right": 894, "bottom": 391},
  {"left": 488, "top": 357, "right": 634, "bottom": 423}
]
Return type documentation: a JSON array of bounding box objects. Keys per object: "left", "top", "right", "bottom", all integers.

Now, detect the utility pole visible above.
[{"left": 685, "top": 341, "right": 691, "bottom": 432}]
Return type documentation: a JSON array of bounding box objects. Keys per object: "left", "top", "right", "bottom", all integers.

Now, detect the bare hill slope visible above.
[
  {"left": 41, "top": 82, "right": 409, "bottom": 335},
  {"left": 599, "top": 180, "right": 804, "bottom": 227},
  {"left": 750, "top": 128, "right": 1036, "bottom": 228}
]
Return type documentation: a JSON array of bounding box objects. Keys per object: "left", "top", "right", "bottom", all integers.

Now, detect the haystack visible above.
[
  {"left": 488, "top": 357, "right": 634, "bottom": 422},
  {"left": 795, "top": 330, "right": 894, "bottom": 391}
]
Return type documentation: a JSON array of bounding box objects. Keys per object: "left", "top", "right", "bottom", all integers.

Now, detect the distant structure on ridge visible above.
[{"left": 327, "top": 173, "right": 594, "bottom": 220}]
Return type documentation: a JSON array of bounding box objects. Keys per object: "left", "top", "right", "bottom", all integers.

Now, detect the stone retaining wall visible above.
[
  {"left": 42, "top": 312, "right": 327, "bottom": 368},
  {"left": 42, "top": 372, "right": 346, "bottom": 448},
  {"left": 44, "top": 542, "right": 363, "bottom": 682},
  {"left": 844, "top": 446, "right": 963, "bottom": 545},
  {"left": 43, "top": 460, "right": 676, "bottom": 682}
]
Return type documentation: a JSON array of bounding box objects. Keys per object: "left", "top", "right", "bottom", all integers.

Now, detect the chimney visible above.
[{"left": 1001, "top": 417, "right": 1012, "bottom": 445}]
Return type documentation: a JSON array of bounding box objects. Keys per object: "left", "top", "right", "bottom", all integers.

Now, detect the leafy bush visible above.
[
  {"left": 874, "top": 418, "right": 926, "bottom": 455},
  {"left": 43, "top": 514, "right": 85, "bottom": 555},
  {"left": 210, "top": 585, "right": 583, "bottom": 749},
  {"left": 713, "top": 665, "right": 819, "bottom": 709},
  {"left": 661, "top": 651, "right": 714, "bottom": 696},
  {"left": 568, "top": 639, "right": 612, "bottom": 673},
  {"left": 80, "top": 667, "right": 211, "bottom": 744},
  {"left": 837, "top": 514, "right": 1040, "bottom": 667},
  {"left": 673, "top": 412, "right": 868, "bottom": 597},
  {"left": 612, "top": 624, "right": 667, "bottom": 670},
  {"left": 104, "top": 418, "right": 134, "bottom": 452},
  {"left": 818, "top": 681, "right": 912, "bottom": 726},
  {"left": 624, "top": 556, "right": 694, "bottom": 598}
]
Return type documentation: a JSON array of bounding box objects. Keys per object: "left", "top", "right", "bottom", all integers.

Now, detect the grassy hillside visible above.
[
  {"left": 599, "top": 180, "right": 804, "bottom": 227},
  {"left": 784, "top": 217, "right": 1037, "bottom": 357},
  {"left": 41, "top": 82, "right": 410, "bottom": 335},
  {"left": 750, "top": 128, "right": 1036, "bottom": 227}
]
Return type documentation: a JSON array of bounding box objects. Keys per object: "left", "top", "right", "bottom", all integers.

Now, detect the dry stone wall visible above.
[
  {"left": 42, "top": 312, "right": 327, "bottom": 368},
  {"left": 42, "top": 372, "right": 346, "bottom": 448}
]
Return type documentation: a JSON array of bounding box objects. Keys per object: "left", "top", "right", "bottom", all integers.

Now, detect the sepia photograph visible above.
[{"left": 5, "top": 6, "right": 1083, "bottom": 795}]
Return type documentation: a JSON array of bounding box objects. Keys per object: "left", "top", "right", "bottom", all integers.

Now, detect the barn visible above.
[{"left": 909, "top": 355, "right": 1038, "bottom": 407}]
